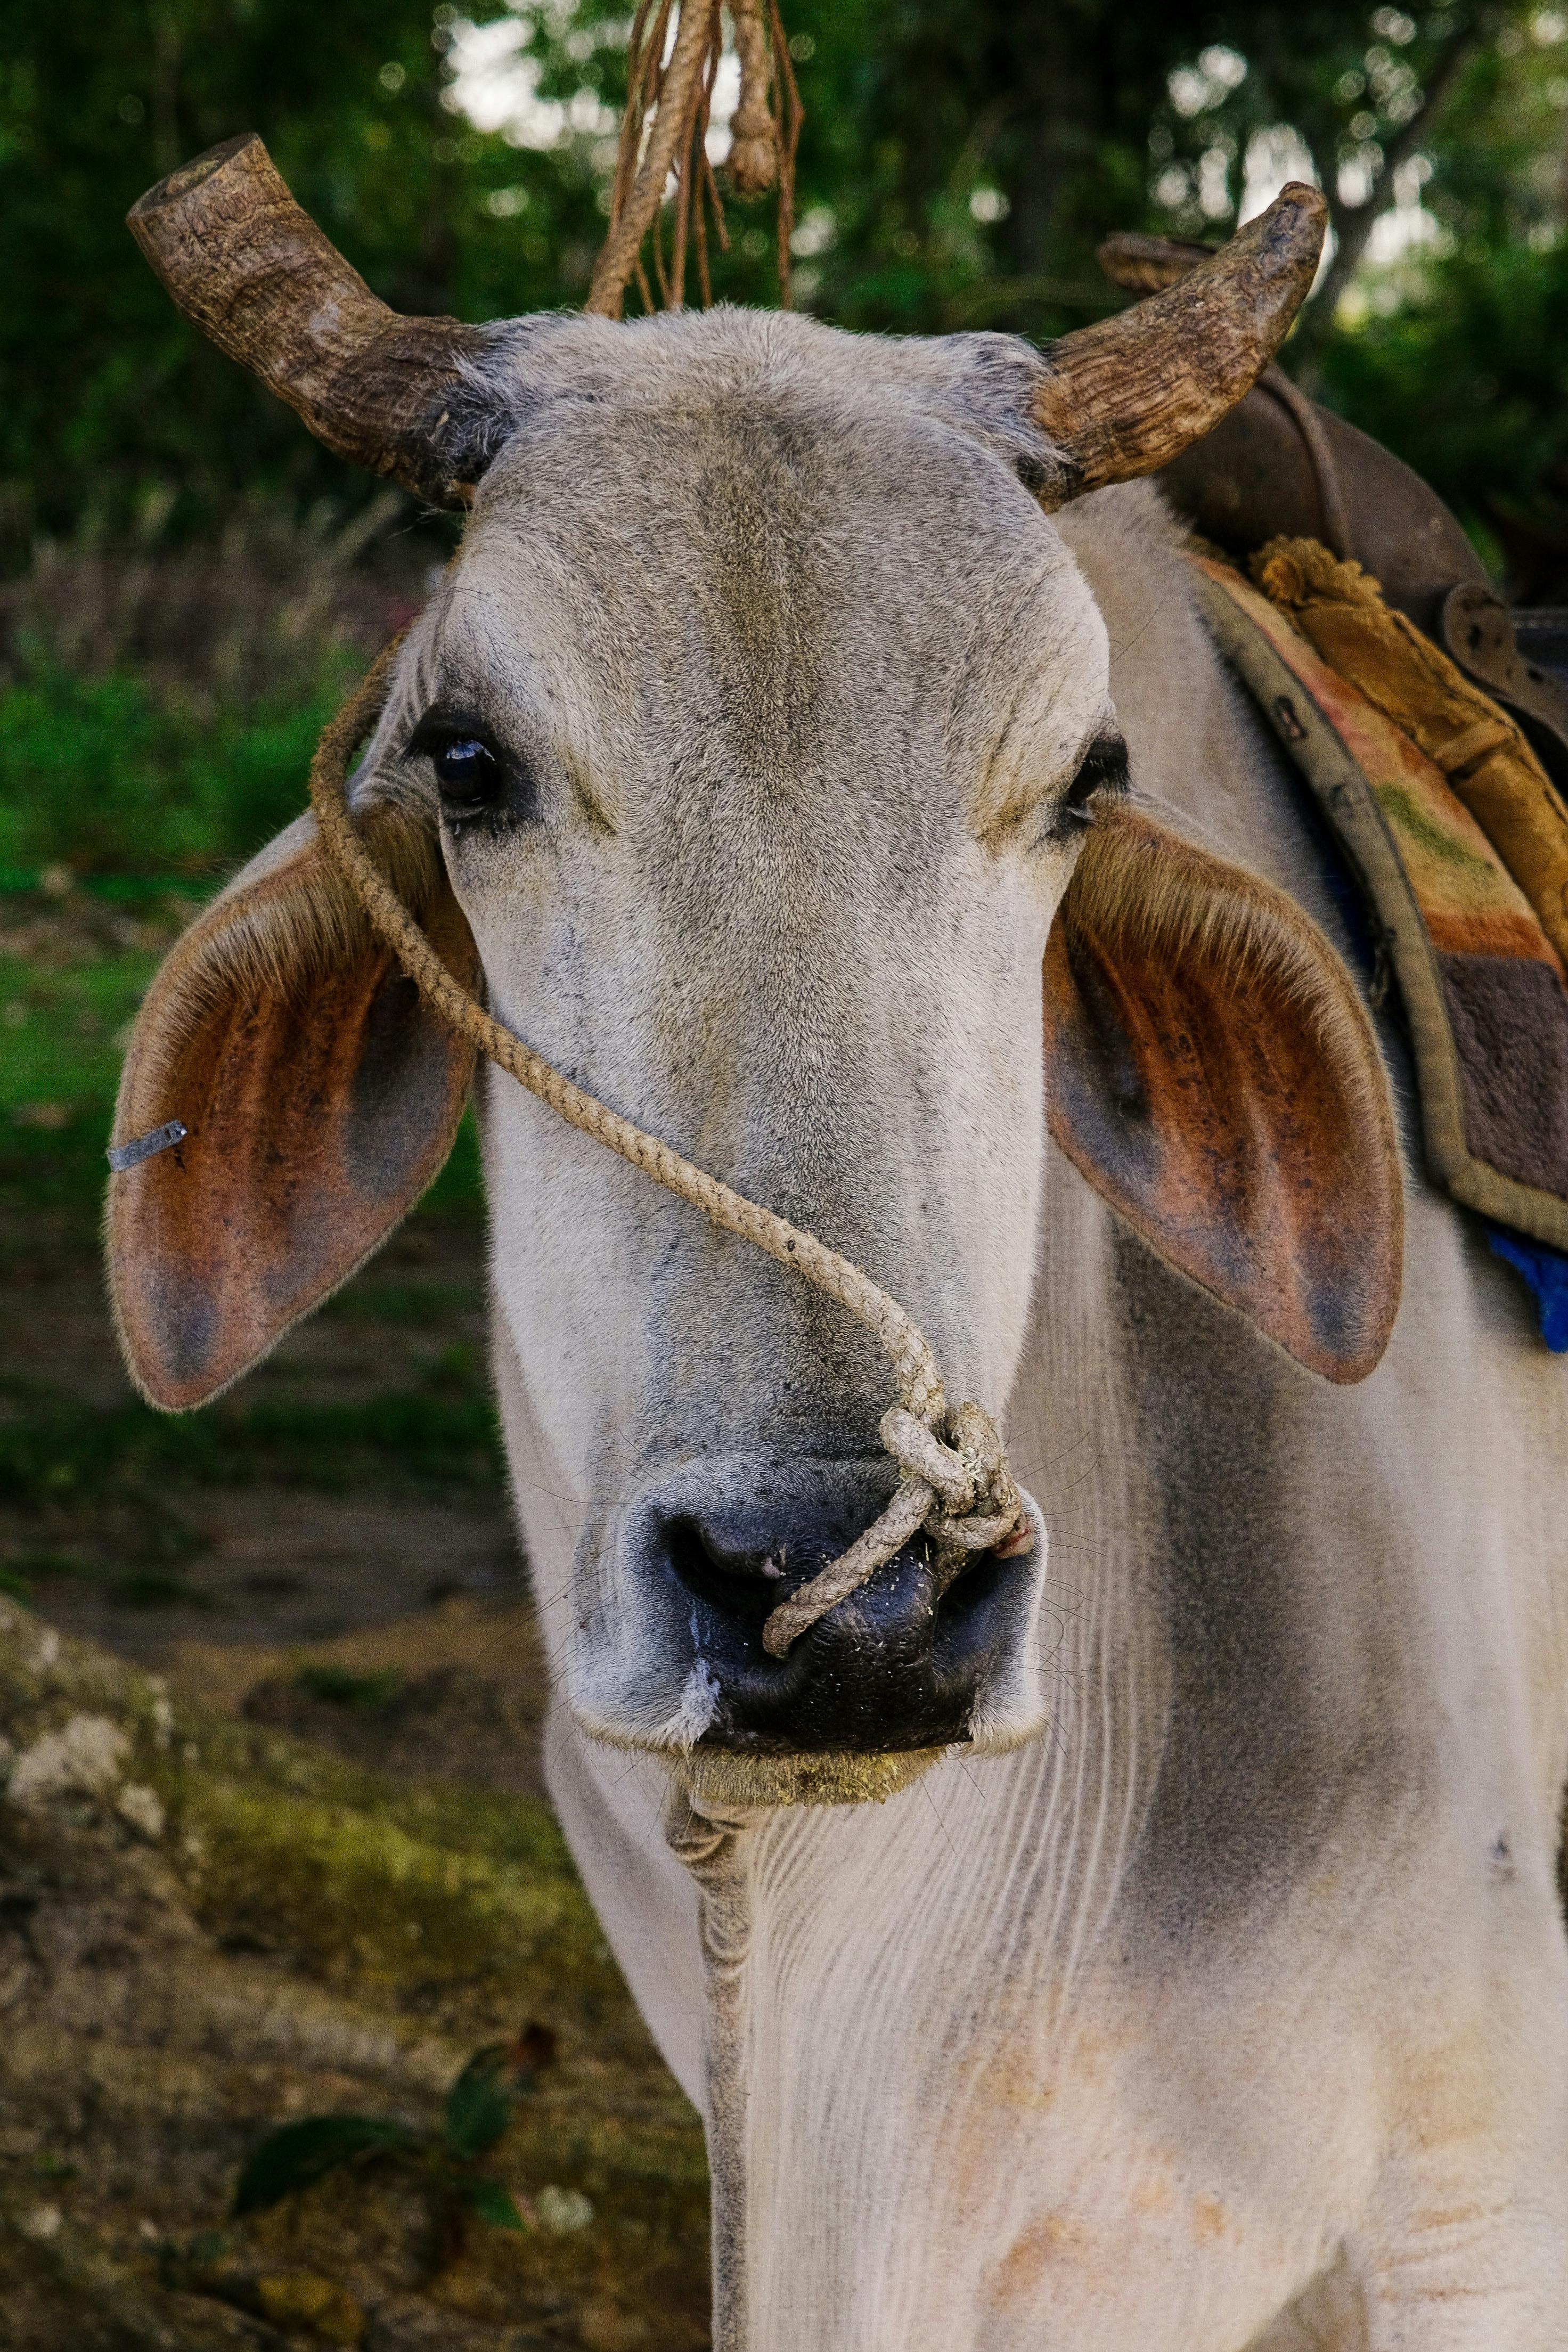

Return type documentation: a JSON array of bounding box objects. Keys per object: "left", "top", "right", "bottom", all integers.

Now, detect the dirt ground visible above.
[{"left": 0, "top": 886, "right": 710, "bottom": 2349}]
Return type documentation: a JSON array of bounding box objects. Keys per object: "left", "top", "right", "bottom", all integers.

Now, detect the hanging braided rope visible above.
[
  {"left": 586, "top": 0, "right": 802, "bottom": 320},
  {"left": 310, "top": 650, "right": 1031, "bottom": 1657}
]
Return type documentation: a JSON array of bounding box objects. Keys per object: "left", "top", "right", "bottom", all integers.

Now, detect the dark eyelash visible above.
[{"left": 1056, "top": 734, "right": 1130, "bottom": 832}]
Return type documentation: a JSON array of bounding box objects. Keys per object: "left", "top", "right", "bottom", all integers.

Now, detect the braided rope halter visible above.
[{"left": 310, "top": 649, "right": 1032, "bottom": 1658}]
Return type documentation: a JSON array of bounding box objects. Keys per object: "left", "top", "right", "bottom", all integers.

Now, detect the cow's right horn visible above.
[
  {"left": 1030, "top": 184, "right": 1327, "bottom": 508},
  {"left": 128, "top": 134, "right": 488, "bottom": 508}
]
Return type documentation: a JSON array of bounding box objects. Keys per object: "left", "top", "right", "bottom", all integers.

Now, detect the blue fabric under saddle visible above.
[{"left": 1488, "top": 1228, "right": 1568, "bottom": 1352}]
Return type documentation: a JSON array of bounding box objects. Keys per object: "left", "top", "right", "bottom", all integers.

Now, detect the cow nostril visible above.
[
  {"left": 662, "top": 1506, "right": 1016, "bottom": 1648},
  {"left": 664, "top": 1515, "right": 787, "bottom": 1629},
  {"left": 647, "top": 1489, "right": 1039, "bottom": 1753}
]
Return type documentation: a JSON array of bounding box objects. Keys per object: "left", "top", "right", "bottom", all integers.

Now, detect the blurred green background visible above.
[{"left": 4, "top": 0, "right": 1566, "bottom": 885}]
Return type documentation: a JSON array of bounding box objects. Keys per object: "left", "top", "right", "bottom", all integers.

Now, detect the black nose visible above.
[{"left": 657, "top": 1491, "right": 1026, "bottom": 1755}]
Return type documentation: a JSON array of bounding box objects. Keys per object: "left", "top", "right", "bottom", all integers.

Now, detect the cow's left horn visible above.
[
  {"left": 128, "top": 134, "right": 488, "bottom": 507},
  {"left": 1031, "top": 184, "right": 1327, "bottom": 509}
]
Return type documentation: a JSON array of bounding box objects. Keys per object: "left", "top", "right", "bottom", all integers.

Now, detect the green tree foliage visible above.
[
  {"left": 2, "top": 2, "right": 1565, "bottom": 590},
  {"left": 1319, "top": 238, "right": 1568, "bottom": 593},
  {"left": 1140, "top": 5, "right": 1568, "bottom": 594},
  {"left": 0, "top": 0, "right": 611, "bottom": 545},
  {"left": 0, "top": 0, "right": 802, "bottom": 553},
  {"left": 785, "top": 1, "right": 1377, "bottom": 332}
]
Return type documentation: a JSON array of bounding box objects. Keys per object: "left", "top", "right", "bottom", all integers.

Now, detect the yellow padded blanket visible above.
[
  {"left": 1195, "top": 544, "right": 1568, "bottom": 1254},
  {"left": 1252, "top": 536, "right": 1568, "bottom": 970}
]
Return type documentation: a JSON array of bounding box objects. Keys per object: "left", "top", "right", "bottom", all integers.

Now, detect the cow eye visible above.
[
  {"left": 409, "top": 717, "right": 513, "bottom": 826},
  {"left": 1055, "top": 733, "right": 1129, "bottom": 834},
  {"left": 433, "top": 737, "right": 496, "bottom": 796},
  {"left": 429, "top": 734, "right": 501, "bottom": 809}
]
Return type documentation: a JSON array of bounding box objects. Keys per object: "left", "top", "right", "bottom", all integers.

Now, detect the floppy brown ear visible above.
[
  {"left": 1043, "top": 803, "right": 1402, "bottom": 1382},
  {"left": 108, "top": 801, "right": 478, "bottom": 1410}
]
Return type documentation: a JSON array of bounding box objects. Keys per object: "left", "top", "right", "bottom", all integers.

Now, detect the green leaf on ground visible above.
[
  {"left": 443, "top": 2045, "right": 515, "bottom": 2158},
  {"left": 462, "top": 2177, "right": 529, "bottom": 2232},
  {"left": 293, "top": 1663, "right": 406, "bottom": 1711},
  {"left": 233, "top": 2114, "right": 413, "bottom": 2217}
]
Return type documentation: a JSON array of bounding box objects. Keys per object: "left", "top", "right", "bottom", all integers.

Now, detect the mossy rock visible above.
[{"left": 0, "top": 1604, "right": 709, "bottom": 2350}]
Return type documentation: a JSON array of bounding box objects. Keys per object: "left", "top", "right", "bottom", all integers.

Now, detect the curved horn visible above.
[
  {"left": 1032, "top": 184, "right": 1327, "bottom": 510},
  {"left": 128, "top": 134, "right": 488, "bottom": 507}
]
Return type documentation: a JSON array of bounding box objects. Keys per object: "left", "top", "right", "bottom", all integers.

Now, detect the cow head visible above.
[{"left": 109, "top": 142, "right": 1400, "bottom": 1804}]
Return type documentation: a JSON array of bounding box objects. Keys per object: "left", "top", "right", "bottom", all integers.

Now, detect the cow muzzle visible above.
[{"left": 572, "top": 1454, "right": 1050, "bottom": 1801}]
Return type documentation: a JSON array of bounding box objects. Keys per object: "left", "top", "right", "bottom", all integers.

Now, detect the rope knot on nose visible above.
[
  {"left": 758, "top": 1399, "right": 1031, "bottom": 1657},
  {"left": 308, "top": 650, "right": 1033, "bottom": 1669}
]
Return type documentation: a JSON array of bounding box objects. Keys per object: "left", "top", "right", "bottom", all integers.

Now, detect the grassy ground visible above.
[
  {"left": 0, "top": 873, "right": 712, "bottom": 2347},
  {"left": 0, "top": 1607, "right": 709, "bottom": 2352},
  {"left": 0, "top": 499, "right": 425, "bottom": 880}
]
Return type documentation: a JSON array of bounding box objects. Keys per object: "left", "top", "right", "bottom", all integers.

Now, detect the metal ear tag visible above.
[{"left": 107, "top": 1120, "right": 188, "bottom": 1173}]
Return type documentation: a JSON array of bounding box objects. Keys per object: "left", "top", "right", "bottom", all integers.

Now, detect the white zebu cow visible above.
[{"left": 110, "top": 141, "right": 1568, "bottom": 2346}]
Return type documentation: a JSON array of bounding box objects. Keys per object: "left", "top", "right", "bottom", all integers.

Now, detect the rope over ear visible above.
[
  {"left": 1033, "top": 185, "right": 1327, "bottom": 510},
  {"left": 127, "top": 133, "right": 489, "bottom": 508}
]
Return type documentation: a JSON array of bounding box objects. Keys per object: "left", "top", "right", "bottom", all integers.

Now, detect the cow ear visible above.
[
  {"left": 108, "top": 800, "right": 478, "bottom": 1410},
  {"left": 1043, "top": 802, "right": 1402, "bottom": 1382}
]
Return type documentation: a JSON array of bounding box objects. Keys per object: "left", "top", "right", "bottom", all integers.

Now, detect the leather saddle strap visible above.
[{"left": 1252, "top": 365, "right": 1353, "bottom": 562}]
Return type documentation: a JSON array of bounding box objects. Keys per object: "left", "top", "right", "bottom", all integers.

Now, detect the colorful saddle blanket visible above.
[{"left": 1195, "top": 540, "right": 1568, "bottom": 1327}]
